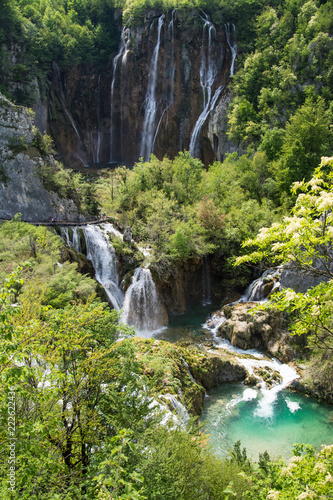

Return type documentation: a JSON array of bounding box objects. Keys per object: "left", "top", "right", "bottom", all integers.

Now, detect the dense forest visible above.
[{"left": 1, "top": 0, "right": 333, "bottom": 498}]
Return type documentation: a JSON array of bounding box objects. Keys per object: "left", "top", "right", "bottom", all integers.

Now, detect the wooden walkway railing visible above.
[{"left": 0, "top": 217, "right": 114, "bottom": 227}]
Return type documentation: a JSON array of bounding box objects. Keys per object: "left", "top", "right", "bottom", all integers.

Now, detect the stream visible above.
[
  {"left": 148, "top": 307, "right": 333, "bottom": 461},
  {"left": 60, "top": 223, "right": 333, "bottom": 460}
]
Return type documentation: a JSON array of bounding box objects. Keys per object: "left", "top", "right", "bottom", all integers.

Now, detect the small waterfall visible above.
[
  {"left": 241, "top": 269, "right": 281, "bottom": 302},
  {"left": 140, "top": 14, "right": 165, "bottom": 162},
  {"left": 72, "top": 226, "right": 81, "bottom": 253},
  {"left": 110, "top": 27, "right": 130, "bottom": 163},
  {"left": 236, "top": 357, "right": 299, "bottom": 419},
  {"left": 225, "top": 23, "right": 237, "bottom": 77},
  {"left": 202, "top": 255, "right": 212, "bottom": 305},
  {"left": 182, "top": 358, "right": 197, "bottom": 384},
  {"left": 121, "top": 267, "right": 167, "bottom": 332},
  {"left": 81, "top": 224, "right": 123, "bottom": 310},
  {"left": 189, "top": 13, "right": 222, "bottom": 158},
  {"left": 161, "top": 394, "right": 190, "bottom": 427},
  {"left": 53, "top": 62, "right": 88, "bottom": 167}
]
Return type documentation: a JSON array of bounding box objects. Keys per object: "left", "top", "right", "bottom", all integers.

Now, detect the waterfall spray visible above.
[
  {"left": 189, "top": 14, "right": 222, "bottom": 158},
  {"left": 225, "top": 23, "right": 237, "bottom": 77},
  {"left": 121, "top": 267, "right": 167, "bottom": 332},
  {"left": 140, "top": 15, "right": 165, "bottom": 162},
  {"left": 110, "top": 27, "right": 130, "bottom": 163}
]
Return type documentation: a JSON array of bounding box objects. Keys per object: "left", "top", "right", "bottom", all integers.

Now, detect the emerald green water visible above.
[
  {"left": 201, "top": 383, "right": 333, "bottom": 461},
  {"left": 141, "top": 305, "right": 333, "bottom": 461}
]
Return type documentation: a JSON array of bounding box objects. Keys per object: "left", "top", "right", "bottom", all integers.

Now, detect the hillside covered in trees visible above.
[{"left": 0, "top": 0, "right": 333, "bottom": 499}]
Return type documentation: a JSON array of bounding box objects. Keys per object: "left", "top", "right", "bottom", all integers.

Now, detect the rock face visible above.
[
  {"left": 0, "top": 94, "right": 80, "bottom": 221},
  {"left": 47, "top": 9, "right": 237, "bottom": 168},
  {"left": 218, "top": 302, "right": 297, "bottom": 362}
]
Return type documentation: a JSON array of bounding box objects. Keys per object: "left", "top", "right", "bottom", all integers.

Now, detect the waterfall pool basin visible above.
[{"left": 200, "top": 383, "right": 333, "bottom": 461}]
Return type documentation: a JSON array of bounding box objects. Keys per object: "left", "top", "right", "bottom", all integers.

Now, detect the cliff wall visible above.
[
  {"left": 0, "top": 94, "right": 80, "bottom": 221},
  {"left": 47, "top": 9, "right": 237, "bottom": 168}
]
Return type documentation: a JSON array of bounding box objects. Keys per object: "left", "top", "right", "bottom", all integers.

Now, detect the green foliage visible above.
[
  {"left": 0, "top": 220, "right": 97, "bottom": 308},
  {"left": 236, "top": 156, "right": 333, "bottom": 349}
]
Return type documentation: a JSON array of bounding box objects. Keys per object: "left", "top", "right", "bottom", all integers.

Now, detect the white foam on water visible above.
[{"left": 285, "top": 398, "right": 301, "bottom": 413}]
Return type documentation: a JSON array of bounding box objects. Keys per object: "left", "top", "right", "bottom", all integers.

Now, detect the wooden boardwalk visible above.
[{"left": 0, "top": 217, "right": 114, "bottom": 227}]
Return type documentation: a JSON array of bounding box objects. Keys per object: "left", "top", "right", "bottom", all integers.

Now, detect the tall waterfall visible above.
[
  {"left": 225, "top": 23, "right": 237, "bottom": 77},
  {"left": 121, "top": 267, "right": 167, "bottom": 332},
  {"left": 189, "top": 14, "right": 222, "bottom": 158},
  {"left": 140, "top": 14, "right": 165, "bottom": 162},
  {"left": 152, "top": 10, "right": 176, "bottom": 152},
  {"left": 96, "top": 74, "right": 101, "bottom": 163},
  {"left": 110, "top": 27, "right": 130, "bottom": 163}
]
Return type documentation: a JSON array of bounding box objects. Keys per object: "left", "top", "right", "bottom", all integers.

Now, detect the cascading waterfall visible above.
[
  {"left": 140, "top": 14, "right": 165, "bottom": 162},
  {"left": 121, "top": 267, "right": 167, "bottom": 332},
  {"left": 53, "top": 62, "right": 88, "bottom": 167},
  {"left": 234, "top": 356, "right": 299, "bottom": 419},
  {"left": 225, "top": 23, "right": 237, "bottom": 77},
  {"left": 110, "top": 27, "right": 130, "bottom": 163},
  {"left": 203, "top": 269, "right": 281, "bottom": 338},
  {"left": 189, "top": 13, "right": 222, "bottom": 158},
  {"left": 81, "top": 224, "right": 123, "bottom": 310},
  {"left": 152, "top": 10, "right": 176, "bottom": 152},
  {"left": 241, "top": 269, "right": 281, "bottom": 302},
  {"left": 202, "top": 255, "right": 212, "bottom": 305},
  {"left": 96, "top": 74, "right": 101, "bottom": 163}
]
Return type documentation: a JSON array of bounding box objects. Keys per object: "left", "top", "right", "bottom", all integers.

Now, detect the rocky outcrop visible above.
[
  {"left": 124, "top": 337, "right": 247, "bottom": 416},
  {"left": 189, "top": 355, "right": 247, "bottom": 390},
  {"left": 48, "top": 9, "right": 238, "bottom": 168},
  {"left": 0, "top": 94, "right": 80, "bottom": 221},
  {"left": 217, "top": 302, "right": 298, "bottom": 362}
]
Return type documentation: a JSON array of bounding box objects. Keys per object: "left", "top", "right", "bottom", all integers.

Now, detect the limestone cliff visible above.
[
  {"left": 47, "top": 9, "right": 237, "bottom": 168},
  {"left": 0, "top": 94, "right": 80, "bottom": 221}
]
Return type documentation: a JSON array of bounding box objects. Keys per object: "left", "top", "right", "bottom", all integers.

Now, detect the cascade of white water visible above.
[
  {"left": 225, "top": 23, "right": 237, "bottom": 77},
  {"left": 140, "top": 15, "right": 165, "bottom": 162},
  {"left": 96, "top": 74, "right": 101, "bottom": 163},
  {"left": 110, "top": 27, "right": 130, "bottom": 163},
  {"left": 241, "top": 269, "right": 281, "bottom": 302},
  {"left": 189, "top": 14, "right": 222, "bottom": 158},
  {"left": 151, "top": 10, "right": 175, "bottom": 152},
  {"left": 182, "top": 358, "right": 197, "bottom": 384},
  {"left": 121, "top": 267, "right": 167, "bottom": 332},
  {"left": 236, "top": 357, "right": 299, "bottom": 419},
  {"left": 90, "top": 127, "right": 96, "bottom": 164},
  {"left": 81, "top": 224, "right": 123, "bottom": 310},
  {"left": 72, "top": 226, "right": 81, "bottom": 253},
  {"left": 53, "top": 63, "right": 88, "bottom": 167},
  {"left": 202, "top": 255, "right": 212, "bottom": 305}
]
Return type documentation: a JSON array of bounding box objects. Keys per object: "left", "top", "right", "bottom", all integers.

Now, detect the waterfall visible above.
[
  {"left": 241, "top": 269, "right": 281, "bottom": 302},
  {"left": 96, "top": 74, "right": 101, "bottom": 163},
  {"left": 189, "top": 14, "right": 222, "bottom": 158},
  {"left": 236, "top": 357, "right": 299, "bottom": 419},
  {"left": 152, "top": 10, "right": 176, "bottom": 152},
  {"left": 110, "top": 27, "right": 130, "bottom": 163},
  {"left": 182, "top": 358, "right": 197, "bottom": 384},
  {"left": 121, "top": 267, "right": 167, "bottom": 332},
  {"left": 140, "top": 15, "right": 165, "bottom": 162},
  {"left": 53, "top": 62, "right": 88, "bottom": 167},
  {"left": 72, "top": 226, "right": 81, "bottom": 253},
  {"left": 225, "top": 23, "right": 237, "bottom": 77},
  {"left": 80, "top": 224, "right": 123, "bottom": 310},
  {"left": 202, "top": 255, "right": 212, "bottom": 305}
]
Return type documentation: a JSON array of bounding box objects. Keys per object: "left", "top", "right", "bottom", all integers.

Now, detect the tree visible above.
[{"left": 235, "top": 156, "right": 333, "bottom": 348}]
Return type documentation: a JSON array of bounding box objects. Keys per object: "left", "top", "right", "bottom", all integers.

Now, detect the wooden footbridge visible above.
[{"left": 0, "top": 217, "right": 115, "bottom": 227}]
